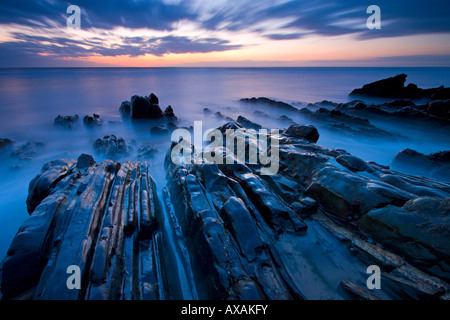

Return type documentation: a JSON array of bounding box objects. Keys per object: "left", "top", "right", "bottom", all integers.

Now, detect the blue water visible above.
[{"left": 0, "top": 67, "right": 449, "bottom": 259}]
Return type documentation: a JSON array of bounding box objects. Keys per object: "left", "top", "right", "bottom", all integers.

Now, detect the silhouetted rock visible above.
[
  {"left": 130, "top": 95, "right": 163, "bottom": 120},
  {"left": 150, "top": 125, "right": 169, "bottom": 137},
  {"left": 54, "top": 114, "right": 79, "bottom": 129},
  {"left": 349, "top": 74, "right": 447, "bottom": 101}
]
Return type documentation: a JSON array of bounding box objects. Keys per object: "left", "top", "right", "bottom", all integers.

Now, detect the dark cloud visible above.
[
  {"left": 265, "top": 33, "right": 306, "bottom": 40},
  {"left": 0, "top": 32, "right": 241, "bottom": 67}
]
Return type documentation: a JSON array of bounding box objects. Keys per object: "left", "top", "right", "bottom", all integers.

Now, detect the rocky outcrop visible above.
[
  {"left": 2, "top": 154, "right": 171, "bottom": 300},
  {"left": 93, "top": 135, "right": 129, "bottom": 159},
  {"left": 2, "top": 119, "right": 450, "bottom": 300},
  {"left": 349, "top": 74, "right": 447, "bottom": 100},
  {"left": 54, "top": 115, "right": 79, "bottom": 129},
  {"left": 392, "top": 148, "right": 450, "bottom": 182},
  {"left": 83, "top": 114, "right": 103, "bottom": 127},
  {"left": 120, "top": 93, "right": 176, "bottom": 121}
]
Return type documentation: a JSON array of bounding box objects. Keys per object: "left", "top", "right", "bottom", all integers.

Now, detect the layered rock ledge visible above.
[{"left": 1, "top": 119, "right": 449, "bottom": 300}]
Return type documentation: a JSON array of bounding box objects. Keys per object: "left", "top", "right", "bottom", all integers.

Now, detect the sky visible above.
[{"left": 0, "top": 0, "right": 450, "bottom": 67}]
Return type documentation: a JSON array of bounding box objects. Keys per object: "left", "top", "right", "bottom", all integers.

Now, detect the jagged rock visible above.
[
  {"left": 283, "top": 124, "right": 319, "bottom": 143},
  {"left": 352, "top": 102, "right": 367, "bottom": 110},
  {"left": 360, "top": 197, "right": 450, "bottom": 281},
  {"left": 83, "top": 114, "right": 103, "bottom": 127},
  {"left": 149, "top": 92, "right": 159, "bottom": 105},
  {"left": 93, "top": 135, "right": 128, "bottom": 158},
  {"left": 163, "top": 105, "right": 176, "bottom": 118},
  {"left": 392, "top": 148, "right": 450, "bottom": 182},
  {"left": 54, "top": 114, "right": 79, "bottom": 129}
]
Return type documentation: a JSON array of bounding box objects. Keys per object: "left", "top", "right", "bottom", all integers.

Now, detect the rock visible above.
[
  {"left": 1, "top": 159, "right": 171, "bottom": 300},
  {"left": 26, "top": 159, "right": 76, "bottom": 214},
  {"left": 350, "top": 74, "right": 409, "bottom": 99},
  {"left": 76, "top": 153, "right": 95, "bottom": 170},
  {"left": 283, "top": 124, "right": 319, "bottom": 143},
  {"left": 340, "top": 280, "right": 380, "bottom": 300},
  {"left": 306, "top": 166, "right": 415, "bottom": 218},
  {"left": 427, "top": 100, "right": 450, "bottom": 120},
  {"left": 83, "top": 114, "right": 103, "bottom": 127},
  {"left": 392, "top": 148, "right": 450, "bottom": 182},
  {"left": 119, "top": 101, "right": 131, "bottom": 118},
  {"left": 54, "top": 114, "right": 79, "bottom": 129},
  {"left": 240, "top": 97, "right": 298, "bottom": 112},
  {"left": 150, "top": 126, "right": 169, "bottom": 137},
  {"left": 130, "top": 95, "right": 163, "bottom": 120},
  {"left": 352, "top": 102, "right": 367, "bottom": 110},
  {"left": 336, "top": 155, "right": 374, "bottom": 173},
  {"left": 10, "top": 141, "right": 44, "bottom": 161},
  {"left": 163, "top": 105, "right": 176, "bottom": 118},
  {"left": 236, "top": 115, "right": 262, "bottom": 131},
  {"left": 384, "top": 100, "right": 416, "bottom": 108},
  {"left": 432, "top": 87, "right": 450, "bottom": 101},
  {"left": 0, "top": 138, "right": 13, "bottom": 152},
  {"left": 360, "top": 197, "right": 450, "bottom": 281},
  {"left": 137, "top": 145, "right": 158, "bottom": 160},
  {"left": 93, "top": 135, "right": 128, "bottom": 158},
  {"left": 149, "top": 92, "right": 159, "bottom": 105}
]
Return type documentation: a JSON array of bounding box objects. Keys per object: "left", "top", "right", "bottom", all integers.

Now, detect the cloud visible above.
[{"left": 0, "top": 31, "right": 241, "bottom": 67}]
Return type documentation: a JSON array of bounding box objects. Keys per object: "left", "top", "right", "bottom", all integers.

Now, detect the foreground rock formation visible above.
[{"left": 1, "top": 118, "right": 449, "bottom": 300}]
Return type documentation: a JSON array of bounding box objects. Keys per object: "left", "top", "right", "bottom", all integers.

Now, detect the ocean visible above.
[{"left": 0, "top": 67, "right": 449, "bottom": 259}]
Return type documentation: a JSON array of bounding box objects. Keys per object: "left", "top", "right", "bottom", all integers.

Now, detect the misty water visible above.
[{"left": 0, "top": 67, "right": 449, "bottom": 298}]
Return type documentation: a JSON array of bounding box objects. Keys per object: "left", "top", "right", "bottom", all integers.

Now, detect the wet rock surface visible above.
[{"left": 1, "top": 117, "right": 449, "bottom": 300}]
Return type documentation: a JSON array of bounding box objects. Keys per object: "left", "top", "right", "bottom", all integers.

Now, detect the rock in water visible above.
[
  {"left": 283, "top": 124, "right": 319, "bottom": 143},
  {"left": 1, "top": 158, "right": 168, "bottom": 300},
  {"left": 130, "top": 94, "right": 163, "bottom": 120},
  {"left": 392, "top": 148, "right": 450, "bottom": 182}
]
